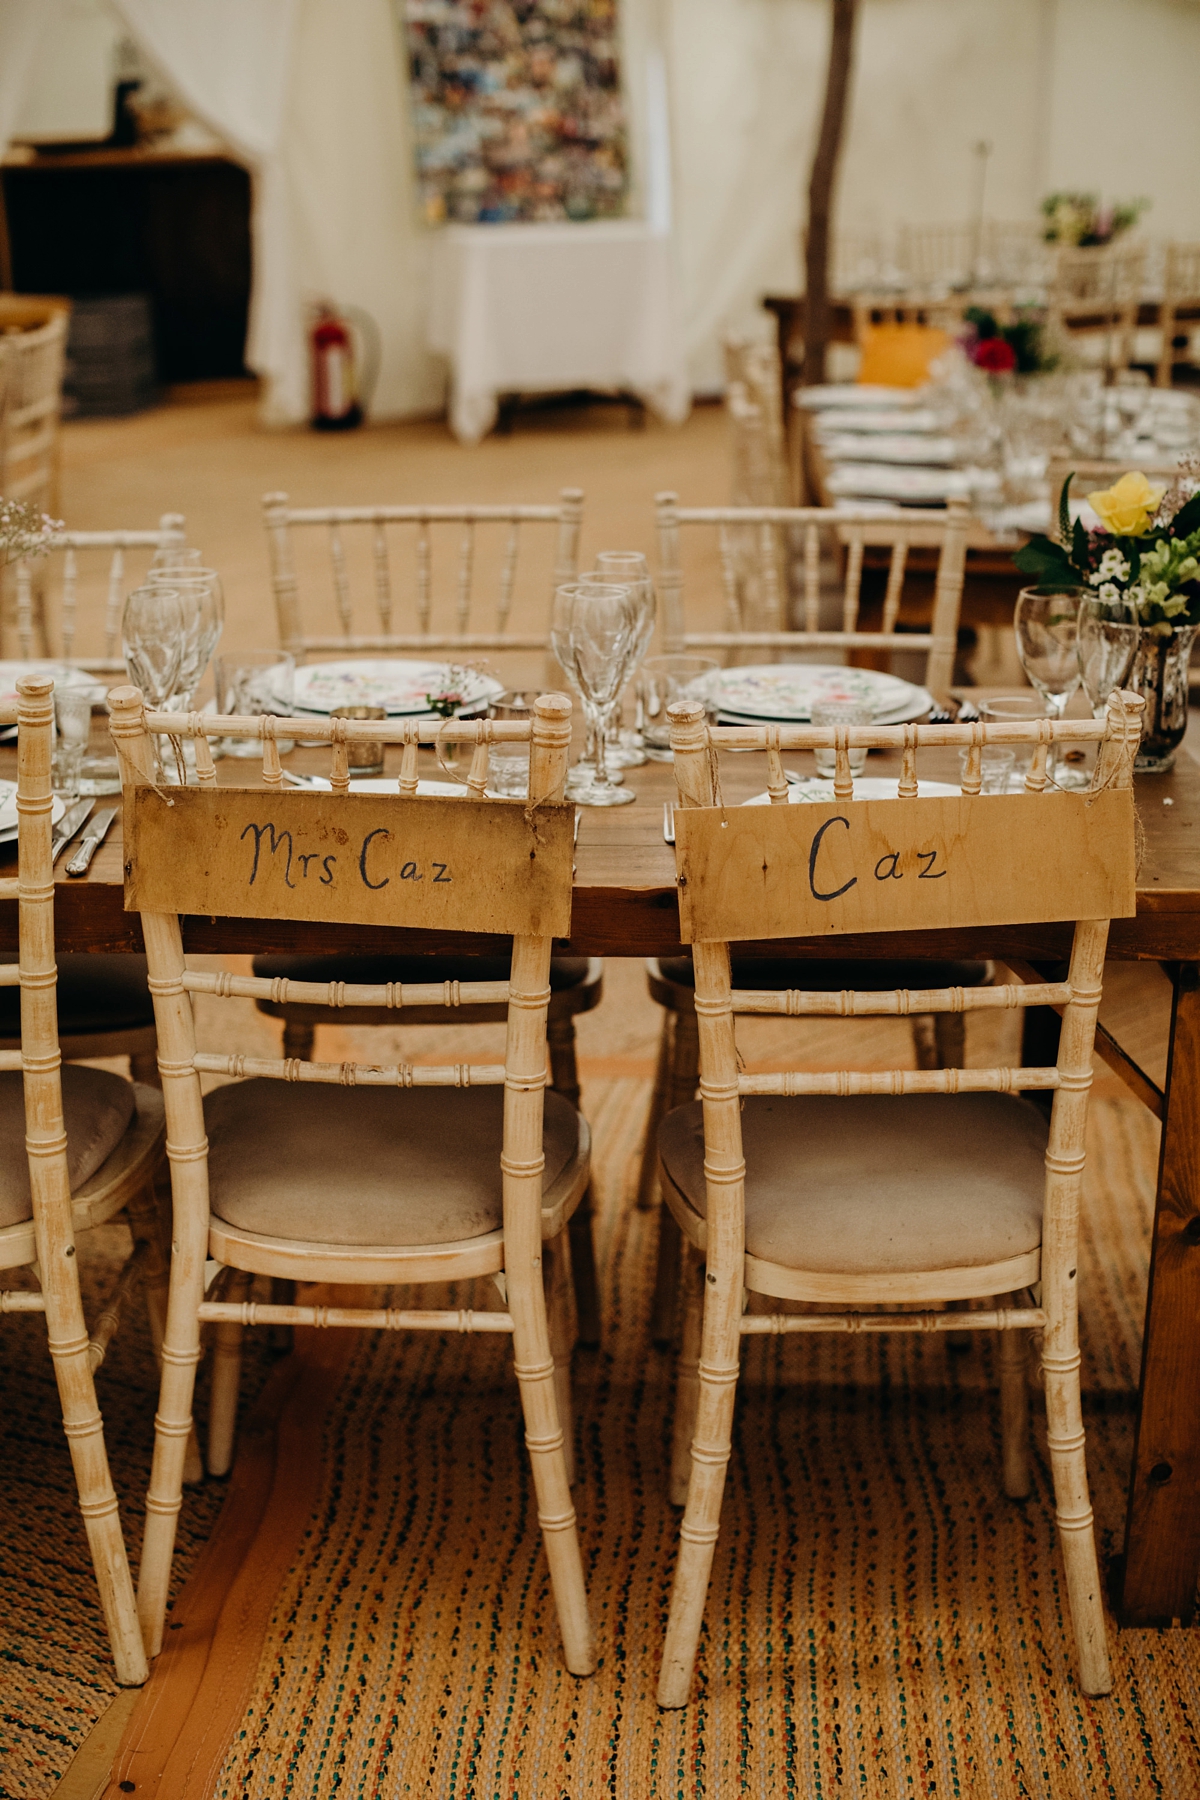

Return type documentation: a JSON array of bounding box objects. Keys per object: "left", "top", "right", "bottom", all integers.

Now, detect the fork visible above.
[{"left": 662, "top": 800, "right": 675, "bottom": 845}]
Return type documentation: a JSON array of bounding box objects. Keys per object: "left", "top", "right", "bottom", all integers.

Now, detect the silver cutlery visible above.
[
  {"left": 51, "top": 799, "right": 94, "bottom": 865},
  {"left": 280, "top": 769, "right": 329, "bottom": 789},
  {"left": 65, "top": 806, "right": 117, "bottom": 877},
  {"left": 662, "top": 800, "right": 675, "bottom": 845}
]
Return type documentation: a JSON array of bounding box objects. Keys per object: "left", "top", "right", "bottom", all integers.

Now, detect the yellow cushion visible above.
[{"left": 857, "top": 323, "right": 952, "bottom": 389}]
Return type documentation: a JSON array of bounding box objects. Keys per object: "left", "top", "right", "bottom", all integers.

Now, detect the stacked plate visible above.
[
  {"left": 273, "top": 659, "right": 505, "bottom": 720},
  {"left": 0, "top": 781, "right": 66, "bottom": 845},
  {"left": 715, "top": 663, "right": 932, "bottom": 728},
  {"left": 0, "top": 664, "right": 105, "bottom": 707}
]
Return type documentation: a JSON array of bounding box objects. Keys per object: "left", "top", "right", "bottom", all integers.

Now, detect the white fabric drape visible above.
[
  {"left": 109, "top": 0, "right": 303, "bottom": 420},
  {"left": 0, "top": 0, "right": 60, "bottom": 163}
]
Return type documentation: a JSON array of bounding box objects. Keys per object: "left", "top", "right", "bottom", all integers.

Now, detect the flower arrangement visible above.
[
  {"left": 0, "top": 497, "right": 61, "bottom": 567},
  {"left": 1015, "top": 467, "right": 1200, "bottom": 635},
  {"left": 424, "top": 665, "right": 473, "bottom": 718},
  {"left": 1041, "top": 192, "right": 1148, "bottom": 247},
  {"left": 961, "top": 306, "right": 1058, "bottom": 377}
]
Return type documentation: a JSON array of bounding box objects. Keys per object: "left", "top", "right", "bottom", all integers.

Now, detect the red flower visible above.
[{"left": 972, "top": 336, "right": 1017, "bottom": 373}]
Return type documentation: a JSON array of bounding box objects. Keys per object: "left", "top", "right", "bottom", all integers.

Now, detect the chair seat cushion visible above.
[
  {"left": 252, "top": 952, "right": 590, "bottom": 993},
  {"left": 658, "top": 1094, "right": 1047, "bottom": 1274},
  {"left": 0, "top": 955, "right": 154, "bottom": 1037},
  {"left": 658, "top": 955, "right": 991, "bottom": 992},
  {"left": 0, "top": 1066, "right": 137, "bottom": 1227},
  {"left": 204, "top": 1079, "right": 582, "bottom": 1248}
]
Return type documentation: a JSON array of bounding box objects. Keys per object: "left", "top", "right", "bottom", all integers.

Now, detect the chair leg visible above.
[
  {"left": 911, "top": 1015, "right": 938, "bottom": 1069},
  {"left": 124, "top": 1179, "right": 169, "bottom": 1362},
  {"left": 657, "top": 1258, "right": 742, "bottom": 1708},
  {"left": 544, "top": 1229, "right": 577, "bottom": 1488},
  {"left": 669, "top": 1240, "right": 704, "bottom": 1506},
  {"left": 137, "top": 1217, "right": 208, "bottom": 1660},
  {"left": 509, "top": 1262, "right": 595, "bottom": 1675},
  {"left": 547, "top": 1015, "right": 601, "bottom": 1347},
  {"left": 998, "top": 1314, "right": 1031, "bottom": 1500},
  {"left": 636, "top": 1012, "right": 675, "bottom": 1211},
  {"left": 39, "top": 1257, "right": 148, "bottom": 1686},
  {"left": 933, "top": 1012, "right": 965, "bottom": 1067},
  {"left": 650, "top": 1012, "right": 700, "bottom": 1345},
  {"left": 130, "top": 1049, "right": 161, "bottom": 1088},
  {"left": 207, "top": 1268, "right": 252, "bottom": 1477},
  {"left": 652, "top": 1205, "right": 683, "bottom": 1349},
  {"left": 282, "top": 1020, "right": 316, "bottom": 1061},
  {"left": 1042, "top": 1336, "right": 1112, "bottom": 1695}
]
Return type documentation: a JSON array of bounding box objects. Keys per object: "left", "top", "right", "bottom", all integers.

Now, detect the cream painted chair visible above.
[
  {"left": 1048, "top": 240, "right": 1147, "bottom": 375},
  {"left": 653, "top": 690, "right": 1143, "bottom": 1707},
  {"left": 0, "top": 675, "right": 170, "bottom": 1687},
  {"left": 640, "top": 497, "right": 979, "bottom": 1335},
  {"left": 0, "top": 516, "right": 188, "bottom": 1089},
  {"left": 1156, "top": 242, "right": 1200, "bottom": 387},
  {"left": 256, "top": 488, "right": 602, "bottom": 1337},
  {"left": 111, "top": 684, "right": 595, "bottom": 1676},
  {"left": 0, "top": 307, "right": 67, "bottom": 516}
]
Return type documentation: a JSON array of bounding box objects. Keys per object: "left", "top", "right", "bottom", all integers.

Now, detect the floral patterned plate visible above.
[
  {"left": 714, "top": 663, "right": 929, "bottom": 724},
  {"left": 278, "top": 659, "right": 504, "bottom": 716},
  {"left": 0, "top": 663, "right": 105, "bottom": 707}
]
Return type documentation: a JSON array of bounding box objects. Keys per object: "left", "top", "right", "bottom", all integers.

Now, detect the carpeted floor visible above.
[{"left": 3, "top": 967, "right": 1195, "bottom": 1798}]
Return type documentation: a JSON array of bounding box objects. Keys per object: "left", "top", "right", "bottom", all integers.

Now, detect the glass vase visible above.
[{"left": 1130, "top": 623, "right": 1198, "bottom": 773}]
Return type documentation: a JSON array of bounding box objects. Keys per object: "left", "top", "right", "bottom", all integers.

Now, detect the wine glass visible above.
[
  {"left": 594, "top": 550, "right": 656, "bottom": 767},
  {"left": 123, "top": 584, "right": 184, "bottom": 778},
  {"left": 148, "top": 567, "right": 224, "bottom": 710},
  {"left": 1078, "top": 594, "right": 1140, "bottom": 719},
  {"left": 1014, "top": 585, "right": 1086, "bottom": 787},
  {"left": 551, "top": 581, "right": 637, "bottom": 807}
]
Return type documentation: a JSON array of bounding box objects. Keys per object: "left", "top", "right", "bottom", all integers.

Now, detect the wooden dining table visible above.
[{"left": 2, "top": 726, "right": 1197, "bottom": 1631}]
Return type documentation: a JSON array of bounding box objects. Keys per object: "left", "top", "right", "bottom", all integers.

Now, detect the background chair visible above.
[
  {"left": 0, "top": 301, "right": 68, "bottom": 517},
  {"left": 1155, "top": 242, "right": 1200, "bottom": 387},
  {"left": 0, "top": 515, "right": 189, "bottom": 1089},
  {"left": 112, "top": 685, "right": 595, "bottom": 1674},
  {"left": 0, "top": 675, "right": 170, "bottom": 1687},
  {"left": 255, "top": 488, "right": 601, "bottom": 1339},
  {"left": 1048, "top": 240, "right": 1147, "bottom": 376},
  {"left": 654, "top": 690, "right": 1142, "bottom": 1707}
]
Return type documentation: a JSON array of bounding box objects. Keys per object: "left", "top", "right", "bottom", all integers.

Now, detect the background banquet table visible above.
[
  {"left": 427, "top": 220, "right": 691, "bottom": 444},
  {"left": 1, "top": 726, "right": 1197, "bottom": 1634}
]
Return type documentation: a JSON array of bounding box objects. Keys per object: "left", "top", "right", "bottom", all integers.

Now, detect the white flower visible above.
[
  {"left": 1096, "top": 582, "right": 1121, "bottom": 605},
  {"left": 1096, "top": 547, "right": 1131, "bottom": 583}
]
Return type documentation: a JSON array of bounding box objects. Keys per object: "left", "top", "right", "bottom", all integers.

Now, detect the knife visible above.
[
  {"left": 65, "top": 806, "right": 117, "bottom": 878},
  {"left": 51, "top": 799, "right": 94, "bottom": 866}
]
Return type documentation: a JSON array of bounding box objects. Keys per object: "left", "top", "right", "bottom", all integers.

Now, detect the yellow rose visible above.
[{"left": 1087, "top": 471, "right": 1166, "bottom": 537}]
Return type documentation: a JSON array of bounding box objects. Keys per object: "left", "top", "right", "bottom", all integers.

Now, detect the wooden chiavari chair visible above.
[
  {"left": 1048, "top": 240, "right": 1147, "bottom": 376},
  {"left": 654, "top": 690, "right": 1143, "bottom": 1707},
  {"left": 6, "top": 515, "right": 186, "bottom": 667},
  {"left": 255, "top": 488, "right": 602, "bottom": 1340},
  {"left": 0, "top": 307, "right": 67, "bottom": 516},
  {"left": 0, "top": 515, "right": 188, "bottom": 1089},
  {"left": 111, "top": 686, "right": 595, "bottom": 1675},
  {"left": 1155, "top": 242, "right": 1200, "bottom": 387},
  {"left": 639, "top": 497, "right": 979, "bottom": 1331},
  {"left": 0, "top": 675, "right": 171, "bottom": 1687}
]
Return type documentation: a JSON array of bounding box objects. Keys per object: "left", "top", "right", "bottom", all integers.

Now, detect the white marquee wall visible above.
[{"left": 8, "top": 0, "right": 1200, "bottom": 419}]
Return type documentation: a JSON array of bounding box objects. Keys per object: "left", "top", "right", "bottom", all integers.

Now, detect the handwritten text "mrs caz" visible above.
[{"left": 241, "top": 822, "right": 451, "bottom": 893}]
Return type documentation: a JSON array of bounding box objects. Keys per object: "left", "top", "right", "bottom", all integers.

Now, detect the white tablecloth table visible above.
[{"left": 427, "top": 220, "right": 690, "bottom": 443}]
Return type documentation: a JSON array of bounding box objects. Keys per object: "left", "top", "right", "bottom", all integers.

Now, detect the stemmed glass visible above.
[
  {"left": 1014, "top": 585, "right": 1086, "bottom": 787},
  {"left": 594, "top": 550, "right": 656, "bottom": 768},
  {"left": 148, "top": 566, "right": 224, "bottom": 711},
  {"left": 1077, "top": 594, "right": 1141, "bottom": 719},
  {"left": 551, "top": 581, "right": 637, "bottom": 807},
  {"left": 122, "top": 584, "right": 184, "bottom": 778}
]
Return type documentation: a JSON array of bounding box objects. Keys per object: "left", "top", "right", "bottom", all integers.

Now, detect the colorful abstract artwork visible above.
[{"left": 400, "top": 1, "right": 628, "bottom": 225}]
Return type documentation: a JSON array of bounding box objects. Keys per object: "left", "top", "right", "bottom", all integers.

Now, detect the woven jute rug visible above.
[{"left": 2, "top": 993, "right": 1198, "bottom": 1798}]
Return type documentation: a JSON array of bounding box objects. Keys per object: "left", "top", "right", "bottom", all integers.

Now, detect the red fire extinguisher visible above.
[{"left": 310, "top": 303, "right": 380, "bottom": 431}]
